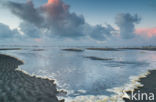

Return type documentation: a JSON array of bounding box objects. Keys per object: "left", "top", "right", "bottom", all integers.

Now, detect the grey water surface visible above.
[{"left": 0, "top": 46, "right": 156, "bottom": 98}]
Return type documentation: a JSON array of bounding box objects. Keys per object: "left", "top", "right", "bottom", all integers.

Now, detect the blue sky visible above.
[
  {"left": 0, "top": 0, "right": 156, "bottom": 46},
  {"left": 0, "top": 0, "right": 156, "bottom": 29},
  {"left": 64, "top": 0, "right": 156, "bottom": 28}
]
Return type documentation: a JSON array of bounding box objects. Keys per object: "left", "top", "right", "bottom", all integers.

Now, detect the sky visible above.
[
  {"left": 65, "top": 0, "right": 156, "bottom": 28},
  {"left": 0, "top": 0, "right": 156, "bottom": 46},
  {"left": 1, "top": 0, "right": 156, "bottom": 28}
]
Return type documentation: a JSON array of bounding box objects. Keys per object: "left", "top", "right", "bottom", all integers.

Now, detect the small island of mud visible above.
[
  {"left": 86, "top": 48, "right": 119, "bottom": 51},
  {"left": 0, "top": 48, "right": 22, "bottom": 51},
  {"left": 62, "top": 48, "right": 84, "bottom": 52},
  {"left": 84, "top": 56, "right": 113, "bottom": 61},
  {"left": 120, "top": 46, "right": 156, "bottom": 51}
]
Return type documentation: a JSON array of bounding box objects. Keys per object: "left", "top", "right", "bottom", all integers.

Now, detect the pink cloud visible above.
[
  {"left": 34, "top": 38, "right": 42, "bottom": 42},
  {"left": 136, "top": 28, "right": 156, "bottom": 37},
  {"left": 42, "top": 0, "right": 69, "bottom": 19},
  {"left": 48, "top": 0, "right": 59, "bottom": 4}
]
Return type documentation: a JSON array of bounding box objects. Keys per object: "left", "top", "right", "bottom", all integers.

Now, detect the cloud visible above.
[
  {"left": 87, "top": 24, "right": 115, "bottom": 41},
  {"left": 5, "top": 0, "right": 114, "bottom": 40},
  {"left": 136, "top": 28, "right": 156, "bottom": 37},
  {"left": 19, "top": 22, "right": 42, "bottom": 38},
  {"left": 7, "top": 0, "right": 44, "bottom": 27},
  {"left": 4, "top": 0, "right": 154, "bottom": 47},
  {"left": 115, "top": 13, "right": 141, "bottom": 39},
  {"left": 40, "top": 0, "right": 85, "bottom": 38},
  {"left": 0, "top": 23, "right": 19, "bottom": 39}
]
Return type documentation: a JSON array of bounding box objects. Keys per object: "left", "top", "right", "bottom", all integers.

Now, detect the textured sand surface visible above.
[
  {"left": 0, "top": 54, "right": 60, "bottom": 102},
  {"left": 124, "top": 70, "right": 156, "bottom": 102}
]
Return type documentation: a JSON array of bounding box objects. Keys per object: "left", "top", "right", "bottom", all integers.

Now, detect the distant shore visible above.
[
  {"left": 0, "top": 54, "right": 63, "bottom": 102},
  {"left": 87, "top": 46, "right": 156, "bottom": 51},
  {"left": 124, "top": 70, "right": 156, "bottom": 102}
]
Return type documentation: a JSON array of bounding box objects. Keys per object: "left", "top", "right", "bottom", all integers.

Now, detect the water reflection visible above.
[{"left": 0, "top": 47, "right": 156, "bottom": 98}]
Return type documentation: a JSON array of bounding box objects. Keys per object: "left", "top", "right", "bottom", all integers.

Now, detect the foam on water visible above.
[
  {"left": 1, "top": 47, "right": 156, "bottom": 102},
  {"left": 60, "top": 71, "right": 151, "bottom": 102}
]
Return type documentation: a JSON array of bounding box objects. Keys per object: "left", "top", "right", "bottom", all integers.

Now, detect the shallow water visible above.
[{"left": 0, "top": 46, "right": 156, "bottom": 101}]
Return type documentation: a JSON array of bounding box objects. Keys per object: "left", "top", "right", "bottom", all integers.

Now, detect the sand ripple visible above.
[{"left": 0, "top": 54, "right": 61, "bottom": 102}]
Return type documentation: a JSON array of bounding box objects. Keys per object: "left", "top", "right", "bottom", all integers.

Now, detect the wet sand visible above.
[
  {"left": 86, "top": 46, "right": 156, "bottom": 51},
  {"left": 120, "top": 47, "right": 156, "bottom": 51},
  {"left": 124, "top": 70, "right": 156, "bottom": 102},
  {"left": 0, "top": 48, "right": 22, "bottom": 50},
  {"left": 86, "top": 48, "right": 119, "bottom": 51},
  {"left": 84, "top": 56, "right": 113, "bottom": 61},
  {"left": 62, "top": 48, "right": 84, "bottom": 52},
  {"left": 0, "top": 54, "right": 63, "bottom": 102}
]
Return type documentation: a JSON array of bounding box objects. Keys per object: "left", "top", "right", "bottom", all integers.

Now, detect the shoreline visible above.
[
  {"left": 124, "top": 70, "right": 156, "bottom": 102},
  {"left": 1, "top": 53, "right": 156, "bottom": 102},
  {"left": 0, "top": 54, "right": 64, "bottom": 102}
]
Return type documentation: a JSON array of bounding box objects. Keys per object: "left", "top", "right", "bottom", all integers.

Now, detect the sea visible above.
[{"left": 0, "top": 45, "right": 156, "bottom": 102}]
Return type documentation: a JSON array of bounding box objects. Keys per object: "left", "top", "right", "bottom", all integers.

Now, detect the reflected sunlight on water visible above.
[{"left": 0, "top": 46, "right": 156, "bottom": 102}]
